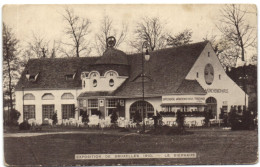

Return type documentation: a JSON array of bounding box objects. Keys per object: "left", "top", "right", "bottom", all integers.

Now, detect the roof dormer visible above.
[
  {"left": 65, "top": 71, "right": 77, "bottom": 81},
  {"left": 26, "top": 71, "right": 39, "bottom": 82}
]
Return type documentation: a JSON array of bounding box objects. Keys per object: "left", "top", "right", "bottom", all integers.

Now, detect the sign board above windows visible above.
[{"left": 162, "top": 95, "right": 206, "bottom": 104}]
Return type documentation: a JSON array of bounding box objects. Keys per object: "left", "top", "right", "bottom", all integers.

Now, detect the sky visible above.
[{"left": 2, "top": 4, "right": 257, "bottom": 64}]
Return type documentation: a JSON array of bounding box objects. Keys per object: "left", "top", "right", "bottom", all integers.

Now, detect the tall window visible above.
[
  {"left": 106, "top": 99, "right": 118, "bottom": 108},
  {"left": 42, "top": 93, "right": 55, "bottom": 100},
  {"left": 42, "top": 105, "right": 55, "bottom": 120},
  {"left": 24, "top": 93, "right": 35, "bottom": 100},
  {"left": 62, "top": 104, "right": 75, "bottom": 119},
  {"left": 23, "top": 105, "right": 35, "bottom": 120},
  {"left": 61, "top": 93, "right": 74, "bottom": 99},
  {"left": 88, "top": 99, "right": 98, "bottom": 108}
]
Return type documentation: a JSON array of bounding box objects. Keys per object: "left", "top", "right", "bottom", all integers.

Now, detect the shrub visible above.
[
  {"left": 80, "top": 109, "right": 89, "bottom": 124},
  {"left": 176, "top": 110, "right": 185, "bottom": 131},
  {"left": 228, "top": 108, "right": 243, "bottom": 130},
  {"left": 110, "top": 109, "right": 118, "bottom": 124},
  {"left": 52, "top": 113, "right": 58, "bottom": 125},
  {"left": 242, "top": 108, "right": 254, "bottom": 130},
  {"left": 19, "top": 120, "right": 31, "bottom": 130},
  {"left": 7, "top": 109, "right": 21, "bottom": 126}
]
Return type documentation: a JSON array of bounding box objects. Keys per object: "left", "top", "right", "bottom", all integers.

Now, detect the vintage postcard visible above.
[{"left": 2, "top": 4, "right": 258, "bottom": 166}]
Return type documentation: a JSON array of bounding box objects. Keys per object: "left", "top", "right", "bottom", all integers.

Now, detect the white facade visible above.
[
  {"left": 15, "top": 42, "right": 248, "bottom": 124},
  {"left": 15, "top": 89, "right": 82, "bottom": 124},
  {"left": 81, "top": 70, "right": 128, "bottom": 92},
  {"left": 186, "top": 43, "right": 248, "bottom": 118}
]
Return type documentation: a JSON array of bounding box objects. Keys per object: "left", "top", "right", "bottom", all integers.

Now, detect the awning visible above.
[{"left": 161, "top": 103, "right": 207, "bottom": 106}]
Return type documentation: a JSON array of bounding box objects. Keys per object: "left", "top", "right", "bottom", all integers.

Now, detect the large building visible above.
[{"left": 15, "top": 41, "right": 248, "bottom": 124}]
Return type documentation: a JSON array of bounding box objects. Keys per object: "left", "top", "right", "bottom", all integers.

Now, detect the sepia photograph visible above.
[{"left": 2, "top": 4, "right": 258, "bottom": 166}]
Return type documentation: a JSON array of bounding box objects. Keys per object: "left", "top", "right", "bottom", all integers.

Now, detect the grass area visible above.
[{"left": 4, "top": 128, "right": 258, "bottom": 166}]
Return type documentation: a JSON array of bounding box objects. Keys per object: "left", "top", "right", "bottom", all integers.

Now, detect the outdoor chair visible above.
[
  {"left": 69, "top": 118, "right": 76, "bottom": 126},
  {"left": 28, "top": 118, "right": 36, "bottom": 126},
  {"left": 129, "top": 121, "right": 137, "bottom": 128},
  {"left": 62, "top": 119, "right": 69, "bottom": 126}
]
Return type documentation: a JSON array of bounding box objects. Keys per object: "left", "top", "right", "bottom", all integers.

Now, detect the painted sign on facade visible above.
[
  {"left": 205, "top": 88, "right": 229, "bottom": 93},
  {"left": 162, "top": 95, "right": 206, "bottom": 104}
]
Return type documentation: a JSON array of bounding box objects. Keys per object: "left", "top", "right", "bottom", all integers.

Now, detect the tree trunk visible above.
[{"left": 7, "top": 58, "right": 13, "bottom": 112}]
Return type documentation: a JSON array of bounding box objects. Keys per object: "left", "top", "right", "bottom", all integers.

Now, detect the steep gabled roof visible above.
[
  {"left": 176, "top": 79, "right": 206, "bottom": 94},
  {"left": 15, "top": 57, "right": 129, "bottom": 90},
  {"left": 16, "top": 41, "right": 209, "bottom": 96},
  {"left": 114, "top": 41, "right": 208, "bottom": 96}
]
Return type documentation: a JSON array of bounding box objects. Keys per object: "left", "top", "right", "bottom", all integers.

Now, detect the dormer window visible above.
[
  {"left": 81, "top": 71, "right": 89, "bottom": 79},
  {"left": 109, "top": 79, "right": 114, "bottom": 87},
  {"left": 66, "top": 73, "right": 76, "bottom": 80},
  {"left": 26, "top": 72, "right": 39, "bottom": 82},
  {"left": 93, "top": 79, "right": 97, "bottom": 87}
]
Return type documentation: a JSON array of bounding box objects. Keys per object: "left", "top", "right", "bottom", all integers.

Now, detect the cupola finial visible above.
[{"left": 106, "top": 36, "right": 116, "bottom": 48}]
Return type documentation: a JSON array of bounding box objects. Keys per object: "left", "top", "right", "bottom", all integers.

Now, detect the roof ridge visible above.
[{"left": 127, "top": 41, "right": 209, "bottom": 56}]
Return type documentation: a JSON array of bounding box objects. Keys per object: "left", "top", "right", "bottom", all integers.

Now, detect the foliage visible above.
[
  {"left": 159, "top": 111, "right": 205, "bottom": 117},
  {"left": 133, "top": 110, "right": 142, "bottom": 124},
  {"left": 110, "top": 109, "right": 118, "bottom": 124},
  {"left": 227, "top": 64, "right": 257, "bottom": 115},
  {"left": 228, "top": 107, "right": 255, "bottom": 130},
  {"left": 19, "top": 120, "right": 31, "bottom": 130},
  {"left": 3, "top": 23, "right": 21, "bottom": 112},
  {"left": 204, "top": 110, "right": 213, "bottom": 127},
  {"left": 176, "top": 110, "right": 185, "bottom": 130},
  {"left": 52, "top": 112, "right": 58, "bottom": 125},
  {"left": 167, "top": 29, "right": 193, "bottom": 47},
  {"left": 6, "top": 109, "right": 21, "bottom": 126},
  {"left": 80, "top": 110, "right": 89, "bottom": 124}
]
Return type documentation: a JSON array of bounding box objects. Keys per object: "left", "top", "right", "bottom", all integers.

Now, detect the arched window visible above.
[
  {"left": 61, "top": 93, "right": 74, "bottom": 99},
  {"left": 206, "top": 97, "right": 217, "bottom": 104},
  {"left": 109, "top": 79, "right": 114, "bottom": 87},
  {"left": 42, "top": 93, "right": 55, "bottom": 100},
  {"left": 93, "top": 79, "right": 97, "bottom": 87},
  {"left": 130, "top": 101, "right": 154, "bottom": 118},
  {"left": 24, "top": 93, "right": 35, "bottom": 100}
]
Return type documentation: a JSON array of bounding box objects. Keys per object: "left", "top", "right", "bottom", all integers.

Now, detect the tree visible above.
[
  {"left": 26, "top": 32, "right": 50, "bottom": 58},
  {"left": 176, "top": 110, "right": 185, "bottom": 131},
  {"left": 217, "top": 4, "right": 256, "bottom": 64},
  {"left": 167, "top": 29, "right": 193, "bottom": 47},
  {"left": 203, "top": 35, "right": 240, "bottom": 69},
  {"left": 61, "top": 8, "right": 91, "bottom": 57},
  {"left": 130, "top": 16, "right": 166, "bottom": 52},
  {"left": 94, "top": 15, "right": 128, "bottom": 56},
  {"left": 3, "top": 23, "right": 20, "bottom": 113}
]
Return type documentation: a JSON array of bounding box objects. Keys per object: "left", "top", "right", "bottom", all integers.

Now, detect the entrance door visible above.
[
  {"left": 206, "top": 97, "right": 217, "bottom": 119},
  {"left": 130, "top": 101, "right": 154, "bottom": 119}
]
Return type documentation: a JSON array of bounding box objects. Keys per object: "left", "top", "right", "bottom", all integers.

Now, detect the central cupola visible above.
[{"left": 95, "top": 36, "right": 128, "bottom": 65}]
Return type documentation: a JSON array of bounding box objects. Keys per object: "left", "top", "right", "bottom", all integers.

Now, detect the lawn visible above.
[{"left": 4, "top": 128, "right": 258, "bottom": 166}]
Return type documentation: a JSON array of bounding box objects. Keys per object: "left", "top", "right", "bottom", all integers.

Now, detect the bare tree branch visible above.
[
  {"left": 130, "top": 16, "right": 167, "bottom": 52},
  {"left": 94, "top": 15, "right": 128, "bottom": 56},
  {"left": 217, "top": 4, "right": 256, "bottom": 64},
  {"left": 61, "top": 7, "right": 91, "bottom": 57}
]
